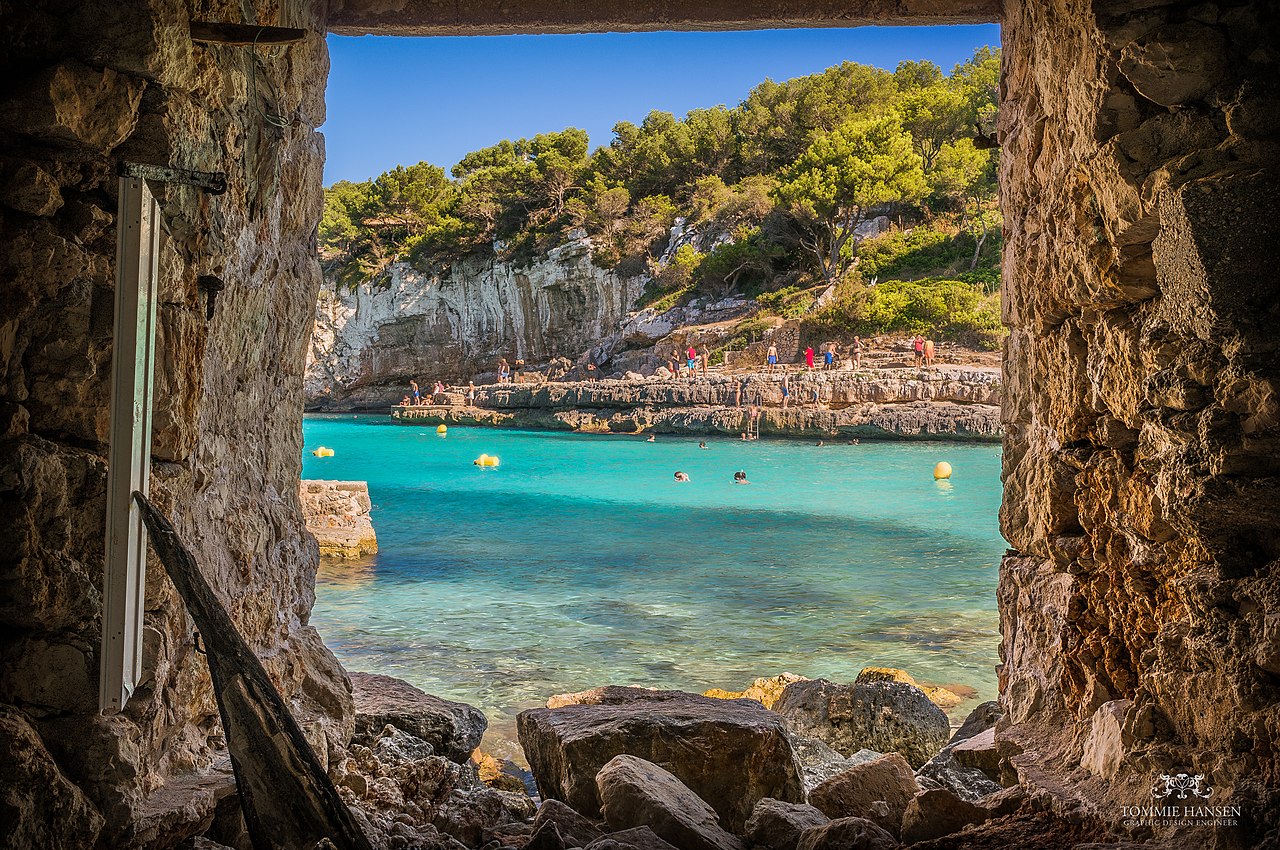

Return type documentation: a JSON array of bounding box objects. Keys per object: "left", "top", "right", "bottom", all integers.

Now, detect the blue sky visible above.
[{"left": 322, "top": 25, "right": 1000, "bottom": 185}]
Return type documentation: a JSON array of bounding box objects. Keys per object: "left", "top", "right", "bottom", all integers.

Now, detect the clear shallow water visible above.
[{"left": 302, "top": 416, "right": 1005, "bottom": 747}]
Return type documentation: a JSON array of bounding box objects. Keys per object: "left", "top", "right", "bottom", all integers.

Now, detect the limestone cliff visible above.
[{"left": 306, "top": 234, "right": 646, "bottom": 408}]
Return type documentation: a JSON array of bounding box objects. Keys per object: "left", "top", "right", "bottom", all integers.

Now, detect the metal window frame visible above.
[{"left": 99, "top": 177, "right": 161, "bottom": 714}]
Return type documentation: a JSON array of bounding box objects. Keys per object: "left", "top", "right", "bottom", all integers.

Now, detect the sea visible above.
[{"left": 301, "top": 415, "right": 1006, "bottom": 754}]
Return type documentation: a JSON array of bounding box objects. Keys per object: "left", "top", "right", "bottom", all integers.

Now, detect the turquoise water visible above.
[{"left": 302, "top": 416, "right": 1005, "bottom": 748}]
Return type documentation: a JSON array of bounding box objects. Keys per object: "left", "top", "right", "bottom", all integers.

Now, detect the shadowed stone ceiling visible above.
[{"left": 327, "top": 0, "right": 1001, "bottom": 36}]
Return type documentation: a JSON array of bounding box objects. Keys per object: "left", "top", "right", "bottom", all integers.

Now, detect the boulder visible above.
[
  {"left": 586, "top": 826, "right": 680, "bottom": 850},
  {"left": 744, "top": 798, "right": 830, "bottom": 850},
  {"left": 349, "top": 672, "right": 487, "bottom": 763},
  {"left": 773, "top": 678, "right": 948, "bottom": 768},
  {"left": 518, "top": 689, "right": 803, "bottom": 832},
  {"left": 1080, "top": 699, "right": 1131, "bottom": 780},
  {"left": 807, "top": 752, "right": 918, "bottom": 836},
  {"left": 795, "top": 817, "right": 898, "bottom": 850},
  {"left": 596, "top": 755, "right": 744, "bottom": 850},
  {"left": 950, "top": 727, "right": 999, "bottom": 777},
  {"left": 899, "top": 788, "right": 990, "bottom": 844},
  {"left": 703, "top": 673, "right": 807, "bottom": 709},
  {"left": 547, "top": 686, "right": 671, "bottom": 709},
  {"left": 854, "top": 667, "right": 962, "bottom": 710},
  {"left": 789, "top": 735, "right": 880, "bottom": 792},
  {"left": 0, "top": 707, "right": 104, "bottom": 849},
  {"left": 534, "top": 799, "right": 605, "bottom": 848},
  {"left": 948, "top": 700, "right": 1001, "bottom": 745},
  {"left": 975, "top": 785, "right": 1027, "bottom": 818},
  {"left": 914, "top": 703, "right": 1003, "bottom": 803}
]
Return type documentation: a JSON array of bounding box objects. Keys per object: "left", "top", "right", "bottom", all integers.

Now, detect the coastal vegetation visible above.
[{"left": 320, "top": 47, "right": 1001, "bottom": 345}]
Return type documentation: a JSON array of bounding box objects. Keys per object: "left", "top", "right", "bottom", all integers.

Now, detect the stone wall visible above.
[
  {"left": 0, "top": 2, "right": 351, "bottom": 847},
  {"left": 300, "top": 480, "right": 378, "bottom": 558},
  {"left": 997, "top": 0, "right": 1278, "bottom": 843}
]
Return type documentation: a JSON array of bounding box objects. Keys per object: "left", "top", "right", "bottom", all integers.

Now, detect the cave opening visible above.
[{"left": 2, "top": 1, "right": 1276, "bottom": 849}]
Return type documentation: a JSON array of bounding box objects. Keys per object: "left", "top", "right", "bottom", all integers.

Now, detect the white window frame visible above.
[{"left": 99, "top": 176, "right": 160, "bottom": 714}]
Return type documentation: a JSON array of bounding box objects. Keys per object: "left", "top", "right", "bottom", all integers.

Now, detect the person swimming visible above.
[
  {"left": 646, "top": 434, "right": 656, "bottom": 442},
  {"left": 733, "top": 470, "right": 749, "bottom": 484},
  {"left": 674, "top": 471, "right": 690, "bottom": 482},
  {"left": 699, "top": 441, "right": 708, "bottom": 449}
]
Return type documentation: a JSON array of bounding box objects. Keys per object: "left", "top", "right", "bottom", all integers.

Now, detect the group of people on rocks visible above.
[{"left": 400, "top": 379, "right": 448, "bottom": 407}]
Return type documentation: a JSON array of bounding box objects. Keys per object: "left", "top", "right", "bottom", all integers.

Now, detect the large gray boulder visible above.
[
  {"left": 533, "top": 799, "right": 605, "bottom": 848},
  {"left": 772, "top": 678, "right": 948, "bottom": 768},
  {"left": 807, "top": 752, "right": 919, "bottom": 837},
  {"left": 914, "top": 702, "right": 1004, "bottom": 802},
  {"left": 795, "top": 817, "right": 898, "bottom": 850},
  {"left": 789, "top": 734, "right": 881, "bottom": 792},
  {"left": 518, "top": 689, "right": 803, "bottom": 832},
  {"left": 744, "top": 798, "right": 830, "bottom": 850},
  {"left": 597, "top": 755, "right": 744, "bottom": 850},
  {"left": 349, "top": 672, "right": 487, "bottom": 763},
  {"left": 585, "top": 826, "right": 680, "bottom": 850},
  {"left": 899, "top": 787, "right": 990, "bottom": 844}
]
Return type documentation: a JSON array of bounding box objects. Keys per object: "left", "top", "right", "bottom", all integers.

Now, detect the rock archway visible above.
[{"left": 0, "top": 1, "right": 1275, "bottom": 847}]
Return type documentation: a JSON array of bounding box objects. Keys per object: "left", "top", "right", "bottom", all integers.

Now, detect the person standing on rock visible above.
[
  {"left": 686, "top": 344, "right": 697, "bottom": 378},
  {"left": 699, "top": 347, "right": 709, "bottom": 378},
  {"left": 913, "top": 335, "right": 925, "bottom": 367},
  {"left": 410, "top": 380, "right": 421, "bottom": 405},
  {"left": 671, "top": 348, "right": 681, "bottom": 378},
  {"left": 766, "top": 343, "right": 779, "bottom": 373},
  {"left": 804, "top": 345, "right": 815, "bottom": 370},
  {"left": 781, "top": 373, "right": 791, "bottom": 410},
  {"left": 466, "top": 381, "right": 477, "bottom": 406},
  {"left": 823, "top": 343, "right": 835, "bottom": 370},
  {"left": 852, "top": 336, "right": 863, "bottom": 369},
  {"left": 923, "top": 338, "right": 936, "bottom": 367},
  {"left": 498, "top": 358, "right": 509, "bottom": 383}
]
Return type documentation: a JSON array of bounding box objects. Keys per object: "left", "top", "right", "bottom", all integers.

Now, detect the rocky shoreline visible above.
[
  {"left": 387, "top": 367, "right": 1002, "bottom": 442},
  {"left": 219, "top": 666, "right": 1116, "bottom": 850}
]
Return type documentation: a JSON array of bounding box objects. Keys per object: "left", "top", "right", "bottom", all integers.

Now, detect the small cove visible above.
[{"left": 303, "top": 416, "right": 1005, "bottom": 755}]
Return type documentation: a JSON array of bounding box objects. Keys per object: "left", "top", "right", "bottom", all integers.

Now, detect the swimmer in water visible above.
[
  {"left": 674, "top": 471, "right": 690, "bottom": 482},
  {"left": 733, "top": 470, "right": 749, "bottom": 484},
  {"left": 816, "top": 440, "right": 825, "bottom": 447},
  {"left": 699, "top": 441, "right": 708, "bottom": 449},
  {"left": 646, "top": 434, "right": 656, "bottom": 442}
]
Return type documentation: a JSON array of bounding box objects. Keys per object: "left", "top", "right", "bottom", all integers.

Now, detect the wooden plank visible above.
[
  {"left": 190, "top": 21, "right": 308, "bottom": 45},
  {"left": 133, "top": 492, "right": 373, "bottom": 850}
]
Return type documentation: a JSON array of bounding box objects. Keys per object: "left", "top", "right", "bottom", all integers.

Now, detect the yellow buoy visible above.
[
  {"left": 474, "top": 453, "right": 499, "bottom": 467},
  {"left": 436, "top": 424, "right": 448, "bottom": 434},
  {"left": 474, "top": 453, "right": 488, "bottom": 465},
  {"left": 312, "top": 446, "right": 333, "bottom": 457},
  {"left": 933, "top": 461, "right": 952, "bottom": 480}
]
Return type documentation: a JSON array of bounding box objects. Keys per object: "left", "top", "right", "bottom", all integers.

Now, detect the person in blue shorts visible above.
[
  {"left": 823, "top": 344, "right": 835, "bottom": 369},
  {"left": 766, "top": 343, "right": 779, "bottom": 373}
]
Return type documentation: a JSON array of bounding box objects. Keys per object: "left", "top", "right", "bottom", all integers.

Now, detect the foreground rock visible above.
[
  {"left": 789, "top": 735, "right": 881, "bottom": 792},
  {"left": 795, "top": 817, "right": 899, "bottom": 850},
  {"left": 914, "top": 702, "right": 1003, "bottom": 802},
  {"left": 899, "top": 788, "right": 991, "bottom": 844},
  {"left": 533, "top": 799, "right": 605, "bottom": 848},
  {"left": 585, "top": 825, "right": 680, "bottom": 850},
  {"left": 518, "top": 688, "right": 803, "bottom": 832},
  {"left": 597, "top": 755, "right": 744, "bottom": 850},
  {"left": 773, "top": 678, "right": 949, "bottom": 768},
  {"left": 807, "top": 752, "right": 919, "bottom": 836},
  {"left": 350, "top": 672, "right": 487, "bottom": 763},
  {"left": 744, "top": 798, "right": 831, "bottom": 850}
]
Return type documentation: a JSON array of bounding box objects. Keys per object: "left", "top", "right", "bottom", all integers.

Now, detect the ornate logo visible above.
[{"left": 1152, "top": 773, "right": 1213, "bottom": 800}]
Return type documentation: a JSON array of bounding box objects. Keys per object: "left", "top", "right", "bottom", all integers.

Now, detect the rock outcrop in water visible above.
[
  {"left": 391, "top": 368, "right": 1002, "bottom": 441},
  {"left": 300, "top": 480, "right": 378, "bottom": 558}
]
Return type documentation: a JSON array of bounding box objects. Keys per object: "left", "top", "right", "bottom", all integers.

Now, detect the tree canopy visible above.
[{"left": 320, "top": 47, "right": 1000, "bottom": 287}]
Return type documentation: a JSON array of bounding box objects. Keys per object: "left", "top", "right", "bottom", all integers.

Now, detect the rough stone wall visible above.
[
  {"left": 997, "top": 1, "right": 1279, "bottom": 844},
  {"left": 307, "top": 236, "right": 647, "bottom": 407},
  {"left": 0, "top": 2, "right": 351, "bottom": 847},
  {"left": 299, "top": 480, "right": 378, "bottom": 559}
]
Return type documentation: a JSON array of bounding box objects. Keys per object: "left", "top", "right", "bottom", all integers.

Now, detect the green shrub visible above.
[{"left": 800, "top": 277, "right": 1004, "bottom": 348}]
